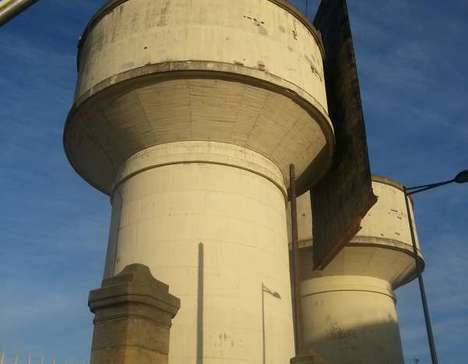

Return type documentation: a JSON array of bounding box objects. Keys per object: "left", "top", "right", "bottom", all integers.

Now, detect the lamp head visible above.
[
  {"left": 454, "top": 170, "right": 468, "bottom": 184},
  {"left": 272, "top": 291, "right": 281, "bottom": 299}
]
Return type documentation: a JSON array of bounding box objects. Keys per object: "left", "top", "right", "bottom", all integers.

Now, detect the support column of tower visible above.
[
  {"left": 104, "top": 141, "right": 296, "bottom": 363},
  {"left": 291, "top": 177, "right": 425, "bottom": 364}
]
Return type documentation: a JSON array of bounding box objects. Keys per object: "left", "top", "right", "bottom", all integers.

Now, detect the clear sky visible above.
[{"left": 1, "top": 1, "right": 467, "bottom": 363}]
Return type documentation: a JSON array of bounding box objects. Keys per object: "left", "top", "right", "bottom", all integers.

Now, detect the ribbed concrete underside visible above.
[{"left": 65, "top": 77, "right": 331, "bottom": 194}]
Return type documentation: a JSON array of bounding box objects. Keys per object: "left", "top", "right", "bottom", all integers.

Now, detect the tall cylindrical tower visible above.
[
  {"left": 64, "top": 1, "right": 334, "bottom": 363},
  {"left": 291, "top": 177, "right": 424, "bottom": 364}
]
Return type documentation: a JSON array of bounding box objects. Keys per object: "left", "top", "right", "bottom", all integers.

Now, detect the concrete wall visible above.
[
  {"left": 301, "top": 276, "right": 403, "bottom": 364},
  {"left": 293, "top": 178, "right": 424, "bottom": 287},
  {"left": 104, "top": 142, "right": 294, "bottom": 364},
  {"left": 356, "top": 177, "right": 421, "bottom": 253},
  {"left": 77, "top": 0, "right": 327, "bottom": 109}
]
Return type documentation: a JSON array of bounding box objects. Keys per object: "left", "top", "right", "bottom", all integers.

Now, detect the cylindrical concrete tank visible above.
[
  {"left": 291, "top": 176, "right": 424, "bottom": 364},
  {"left": 64, "top": 1, "right": 334, "bottom": 363},
  {"left": 65, "top": 0, "right": 333, "bottom": 193}
]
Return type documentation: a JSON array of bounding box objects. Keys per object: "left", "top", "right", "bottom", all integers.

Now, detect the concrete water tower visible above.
[
  {"left": 64, "top": 0, "right": 334, "bottom": 363},
  {"left": 291, "top": 176, "right": 424, "bottom": 363}
]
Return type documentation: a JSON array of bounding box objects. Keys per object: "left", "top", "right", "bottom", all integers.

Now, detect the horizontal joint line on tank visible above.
[
  {"left": 302, "top": 289, "right": 396, "bottom": 301},
  {"left": 72, "top": 61, "right": 330, "bottom": 124},
  {"left": 112, "top": 160, "right": 287, "bottom": 199},
  {"left": 347, "top": 238, "right": 424, "bottom": 258}
]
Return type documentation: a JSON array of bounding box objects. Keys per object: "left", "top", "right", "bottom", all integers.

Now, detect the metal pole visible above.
[
  {"left": 0, "top": 0, "right": 39, "bottom": 26},
  {"left": 261, "top": 284, "right": 266, "bottom": 364},
  {"left": 289, "top": 164, "right": 303, "bottom": 354},
  {"left": 403, "top": 187, "right": 439, "bottom": 364},
  {"left": 196, "top": 243, "right": 204, "bottom": 364}
]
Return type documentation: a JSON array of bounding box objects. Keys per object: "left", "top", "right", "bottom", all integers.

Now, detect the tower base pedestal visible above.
[{"left": 88, "top": 264, "right": 180, "bottom": 364}]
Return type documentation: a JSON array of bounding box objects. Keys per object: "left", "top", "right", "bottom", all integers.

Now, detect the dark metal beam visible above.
[{"left": 289, "top": 164, "right": 304, "bottom": 354}]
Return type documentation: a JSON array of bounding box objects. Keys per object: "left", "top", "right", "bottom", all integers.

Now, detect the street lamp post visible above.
[
  {"left": 404, "top": 170, "right": 468, "bottom": 364},
  {"left": 261, "top": 283, "right": 281, "bottom": 364}
]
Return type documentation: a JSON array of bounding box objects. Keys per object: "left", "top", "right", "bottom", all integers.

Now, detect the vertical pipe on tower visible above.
[
  {"left": 290, "top": 164, "right": 303, "bottom": 354},
  {"left": 196, "top": 243, "right": 204, "bottom": 364}
]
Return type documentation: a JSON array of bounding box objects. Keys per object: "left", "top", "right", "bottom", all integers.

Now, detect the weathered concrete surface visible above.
[
  {"left": 301, "top": 276, "right": 404, "bottom": 364},
  {"left": 67, "top": 1, "right": 334, "bottom": 363},
  {"left": 76, "top": 0, "right": 327, "bottom": 107},
  {"left": 104, "top": 142, "right": 295, "bottom": 364},
  {"left": 289, "top": 177, "right": 425, "bottom": 364},
  {"left": 88, "top": 264, "right": 180, "bottom": 364},
  {"left": 64, "top": 0, "right": 335, "bottom": 194},
  {"left": 291, "top": 177, "right": 424, "bottom": 286}
]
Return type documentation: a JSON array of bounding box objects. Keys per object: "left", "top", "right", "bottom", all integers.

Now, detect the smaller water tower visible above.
[{"left": 290, "top": 176, "right": 424, "bottom": 364}]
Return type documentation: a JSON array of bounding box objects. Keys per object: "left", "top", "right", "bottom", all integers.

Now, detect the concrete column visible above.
[
  {"left": 103, "top": 141, "right": 295, "bottom": 364},
  {"left": 88, "top": 264, "right": 180, "bottom": 364},
  {"left": 301, "top": 276, "right": 404, "bottom": 364}
]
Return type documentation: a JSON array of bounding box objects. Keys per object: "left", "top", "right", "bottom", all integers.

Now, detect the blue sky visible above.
[{"left": 1, "top": 0, "right": 467, "bottom": 363}]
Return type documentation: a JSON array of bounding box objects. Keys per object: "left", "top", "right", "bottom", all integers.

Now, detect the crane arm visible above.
[{"left": 0, "top": 0, "right": 39, "bottom": 27}]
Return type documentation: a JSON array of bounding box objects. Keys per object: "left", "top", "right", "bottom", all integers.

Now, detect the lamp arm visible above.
[{"left": 406, "top": 179, "right": 455, "bottom": 195}]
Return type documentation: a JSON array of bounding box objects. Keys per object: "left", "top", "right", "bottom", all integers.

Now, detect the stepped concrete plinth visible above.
[{"left": 88, "top": 264, "right": 180, "bottom": 364}]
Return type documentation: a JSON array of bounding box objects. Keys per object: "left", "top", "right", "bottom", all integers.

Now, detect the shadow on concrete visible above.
[
  {"left": 304, "top": 320, "right": 404, "bottom": 364},
  {"left": 196, "top": 242, "right": 204, "bottom": 364}
]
